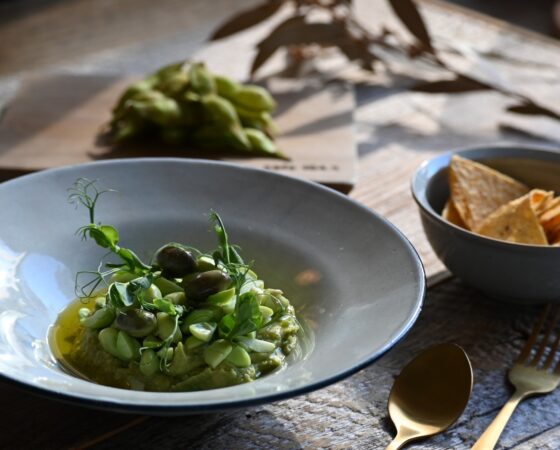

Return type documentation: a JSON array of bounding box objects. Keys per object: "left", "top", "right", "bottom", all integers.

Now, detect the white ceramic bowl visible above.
[{"left": 0, "top": 159, "right": 424, "bottom": 414}]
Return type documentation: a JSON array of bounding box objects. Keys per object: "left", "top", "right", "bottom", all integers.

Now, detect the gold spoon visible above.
[{"left": 386, "top": 343, "right": 473, "bottom": 450}]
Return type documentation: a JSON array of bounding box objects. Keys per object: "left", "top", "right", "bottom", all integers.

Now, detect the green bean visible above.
[
  {"left": 226, "top": 345, "right": 251, "bottom": 368},
  {"left": 203, "top": 339, "right": 232, "bottom": 369},
  {"left": 116, "top": 331, "right": 141, "bottom": 361},
  {"left": 154, "top": 277, "right": 183, "bottom": 296},
  {"left": 139, "top": 349, "right": 159, "bottom": 377},
  {"left": 81, "top": 307, "right": 116, "bottom": 329},
  {"left": 188, "top": 322, "right": 217, "bottom": 342},
  {"left": 156, "top": 312, "right": 182, "bottom": 343}
]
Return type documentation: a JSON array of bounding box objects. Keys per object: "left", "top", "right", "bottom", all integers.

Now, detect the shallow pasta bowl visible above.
[{"left": 0, "top": 158, "right": 424, "bottom": 414}]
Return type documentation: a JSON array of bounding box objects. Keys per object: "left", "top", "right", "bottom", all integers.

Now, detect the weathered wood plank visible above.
[{"left": 50, "top": 279, "right": 550, "bottom": 450}]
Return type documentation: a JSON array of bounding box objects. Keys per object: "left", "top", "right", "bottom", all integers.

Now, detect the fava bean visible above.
[
  {"left": 156, "top": 312, "right": 182, "bottom": 343},
  {"left": 81, "top": 307, "right": 116, "bottom": 329},
  {"left": 139, "top": 349, "right": 159, "bottom": 377},
  {"left": 183, "top": 270, "right": 232, "bottom": 302},
  {"left": 114, "top": 309, "right": 156, "bottom": 337},
  {"left": 155, "top": 244, "right": 197, "bottom": 278},
  {"left": 203, "top": 339, "right": 232, "bottom": 369},
  {"left": 116, "top": 331, "right": 141, "bottom": 361},
  {"left": 226, "top": 345, "right": 251, "bottom": 368}
]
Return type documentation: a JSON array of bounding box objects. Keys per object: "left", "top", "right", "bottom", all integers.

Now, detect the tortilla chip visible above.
[
  {"left": 449, "top": 155, "right": 529, "bottom": 230},
  {"left": 442, "top": 200, "right": 467, "bottom": 228},
  {"left": 477, "top": 194, "right": 548, "bottom": 245},
  {"left": 529, "top": 189, "right": 554, "bottom": 214}
]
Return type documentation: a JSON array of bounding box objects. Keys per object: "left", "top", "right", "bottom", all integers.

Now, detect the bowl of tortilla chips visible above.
[{"left": 412, "top": 145, "right": 560, "bottom": 304}]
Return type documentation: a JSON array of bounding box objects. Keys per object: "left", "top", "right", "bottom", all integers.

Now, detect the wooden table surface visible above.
[{"left": 1, "top": 1, "right": 560, "bottom": 449}]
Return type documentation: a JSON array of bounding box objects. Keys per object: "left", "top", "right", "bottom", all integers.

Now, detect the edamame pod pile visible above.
[
  {"left": 108, "top": 61, "right": 287, "bottom": 160},
  {"left": 54, "top": 179, "right": 301, "bottom": 392}
]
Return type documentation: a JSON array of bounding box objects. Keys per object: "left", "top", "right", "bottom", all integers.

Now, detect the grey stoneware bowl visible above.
[
  {"left": 412, "top": 145, "right": 560, "bottom": 304},
  {"left": 0, "top": 158, "right": 425, "bottom": 414}
]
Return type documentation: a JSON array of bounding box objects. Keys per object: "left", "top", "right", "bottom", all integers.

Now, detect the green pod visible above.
[
  {"left": 155, "top": 69, "right": 189, "bottom": 98},
  {"left": 129, "top": 92, "right": 183, "bottom": 127},
  {"left": 112, "top": 116, "right": 146, "bottom": 142},
  {"left": 156, "top": 312, "right": 182, "bottom": 343},
  {"left": 148, "top": 61, "right": 184, "bottom": 84},
  {"left": 201, "top": 95, "right": 240, "bottom": 128},
  {"left": 234, "top": 85, "right": 276, "bottom": 112},
  {"left": 203, "top": 339, "right": 232, "bottom": 369},
  {"left": 81, "top": 307, "right": 115, "bottom": 329},
  {"left": 214, "top": 75, "right": 240, "bottom": 99},
  {"left": 188, "top": 63, "right": 216, "bottom": 96},
  {"left": 192, "top": 125, "right": 250, "bottom": 152},
  {"left": 161, "top": 128, "right": 189, "bottom": 145},
  {"left": 245, "top": 128, "right": 287, "bottom": 159},
  {"left": 139, "top": 349, "right": 159, "bottom": 377},
  {"left": 112, "top": 80, "right": 155, "bottom": 117}
]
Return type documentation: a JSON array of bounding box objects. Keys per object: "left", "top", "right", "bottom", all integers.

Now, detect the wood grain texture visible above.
[
  {"left": 0, "top": 278, "right": 543, "bottom": 450},
  {"left": 0, "top": 0, "right": 560, "bottom": 449}
]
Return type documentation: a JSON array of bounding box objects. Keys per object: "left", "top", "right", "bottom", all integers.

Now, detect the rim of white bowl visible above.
[{"left": 0, "top": 158, "right": 426, "bottom": 413}]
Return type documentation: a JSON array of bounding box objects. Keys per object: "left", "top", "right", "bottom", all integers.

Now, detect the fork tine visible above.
[
  {"left": 545, "top": 332, "right": 560, "bottom": 370},
  {"left": 529, "top": 305, "right": 560, "bottom": 366},
  {"left": 517, "top": 305, "right": 550, "bottom": 364}
]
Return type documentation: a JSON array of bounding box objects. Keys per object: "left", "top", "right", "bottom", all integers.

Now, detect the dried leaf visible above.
[
  {"left": 507, "top": 102, "right": 560, "bottom": 120},
  {"left": 411, "top": 75, "right": 490, "bottom": 93},
  {"left": 251, "top": 17, "right": 348, "bottom": 75},
  {"left": 210, "top": 0, "right": 284, "bottom": 41},
  {"left": 387, "top": 0, "right": 433, "bottom": 53}
]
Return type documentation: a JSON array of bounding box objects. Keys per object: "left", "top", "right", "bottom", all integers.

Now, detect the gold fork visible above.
[{"left": 472, "top": 305, "right": 560, "bottom": 450}]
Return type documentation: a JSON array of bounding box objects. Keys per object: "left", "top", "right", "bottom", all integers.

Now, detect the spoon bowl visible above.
[{"left": 386, "top": 343, "right": 473, "bottom": 449}]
